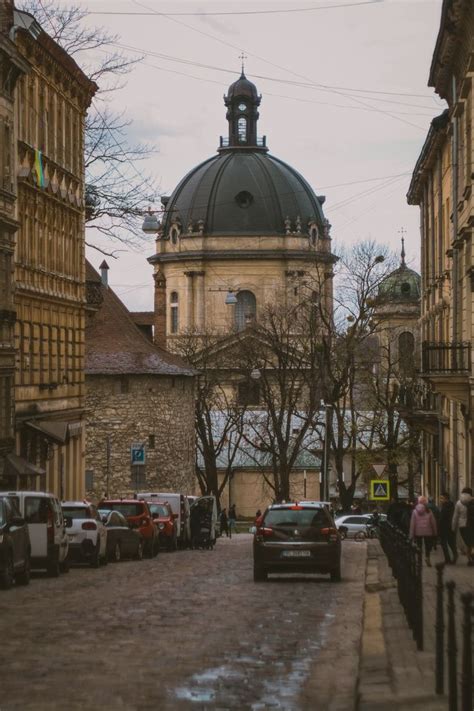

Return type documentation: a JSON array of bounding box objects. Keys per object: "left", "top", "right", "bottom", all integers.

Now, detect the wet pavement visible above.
[{"left": 0, "top": 535, "right": 366, "bottom": 710}]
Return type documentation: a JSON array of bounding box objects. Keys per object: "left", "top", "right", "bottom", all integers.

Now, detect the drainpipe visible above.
[{"left": 451, "top": 75, "right": 460, "bottom": 498}]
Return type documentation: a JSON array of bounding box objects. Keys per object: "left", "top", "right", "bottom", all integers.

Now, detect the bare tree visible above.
[{"left": 18, "top": 0, "right": 159, "bottom": 253}]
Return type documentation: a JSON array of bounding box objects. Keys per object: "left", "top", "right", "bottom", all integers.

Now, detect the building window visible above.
[
  {"left": 170, "top": 291, "right": 179, "bottom": 334},
  {"left": 237, "top": 380, "right": 260, "bottom": 406},
  {"left": 398, "top": 331, "right": 415, "bottom": 375},
  {"left": 85, "top": 469, "right": 94, "bottom": 490},
  {"left": 148, "top": 434, "right": 155, "bottom": 449},
  {"left": 237, "top": 117, "right": 247, "bottom": 143},
  {"left": 235, "top": 290, "right": 256, "bottom": 331}
]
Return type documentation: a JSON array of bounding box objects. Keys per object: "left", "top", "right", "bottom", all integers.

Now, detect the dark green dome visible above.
[
  {"left": 378, "top": 263, "right": 421, "bottom": 302},
  {"left": 162, "top": 150, "right": 326, "bottom": 237}
]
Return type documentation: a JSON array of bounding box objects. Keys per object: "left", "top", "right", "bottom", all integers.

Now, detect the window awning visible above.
[
  {"left": 25, "top": 420, "right": 69, "bottom": 444},
  {"left": 5, "top": 453, "right": 45, "bottom": 477}
]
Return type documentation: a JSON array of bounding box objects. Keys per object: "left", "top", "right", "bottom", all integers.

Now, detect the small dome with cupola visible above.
[{"left": 378, "top": 239, "right": 421, "bottom": 303}]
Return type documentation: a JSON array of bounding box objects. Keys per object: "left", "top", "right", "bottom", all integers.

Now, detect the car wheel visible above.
[
  {"left": 47, "top": 557, "right": 60, "bottom": 577},
  {"left": 330, "top": 565, "right": 342, "bottom": 582},
  {"left": 90, "top": 543, "right": 101, "bottom": 568},
  {"left": 0, "top": 554, "right": 15, "bottom": 590},
  {"left": 136, "top": 540, "right": 144, "bottom": 560},
  {"left": 16, "top": 553, "right": 31, "bottom": 586},
  {"left": 354, "top": 530, "right": 367, "bottom": 542},
  {"left": 112, "top": 542, "right": 121, "bottom": 563},
  {"left": 253, "top": 564, "right": 267, "bottom": 582}
]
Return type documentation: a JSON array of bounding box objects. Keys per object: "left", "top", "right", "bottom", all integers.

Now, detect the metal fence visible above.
[
  {"left": 435, "top": 563, "right": 473, "bottom": 711},
  {"left": 379, "top": 521, "right": 423, "bottom": 650},
  {"left": 422, "top": 341, "right": 471, "bottom": 374}
]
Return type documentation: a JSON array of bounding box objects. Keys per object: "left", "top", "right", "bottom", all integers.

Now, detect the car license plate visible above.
[{"left": 281, "top": 550, "right": 311, "bottom": 558}]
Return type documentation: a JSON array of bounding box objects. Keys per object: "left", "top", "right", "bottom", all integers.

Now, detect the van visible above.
[
  {"left": 137, "top": 492, "right": 191, "bottom": 547},
  {"left": 0, "top": 491, "right": 69, "bottom": 576}
]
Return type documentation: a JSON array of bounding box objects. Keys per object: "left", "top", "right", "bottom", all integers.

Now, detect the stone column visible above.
[
  {"left": 184, "top": 271, "right": 195, "bottom": 331},
  {"left": 194, "top": 271, "right": 205, "bottom": 332},
  {"left": 153, "top": 270, "right": 166, "bottom": 349}
]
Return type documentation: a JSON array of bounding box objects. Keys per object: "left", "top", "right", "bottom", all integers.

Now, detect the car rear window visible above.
[
  {"left": 62, "top": 506, "right": 90, "bottom": 519},
  {"left": 148, "top": 504, "right": 169, "bottom": 517},
  {"left": 264, "top": 507, "right": 331, "bottom": 528},
  {"left": 103, "top": 502, "right": 144, "bottom": 517}
]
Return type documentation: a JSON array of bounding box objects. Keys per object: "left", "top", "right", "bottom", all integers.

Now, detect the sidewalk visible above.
[{"left": 356, "top": 538, "right": 474, "bottom": 710}]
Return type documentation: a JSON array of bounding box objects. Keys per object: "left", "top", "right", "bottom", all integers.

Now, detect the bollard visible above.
[
  {"left": 446, "top": 581, "right": 458, "bottom": 711},
  {"left": 460, "top": 592, "right": 473, "bottom": 711},
  {"left": 435, "top": 562, "right": 445, "bottom": 694}
]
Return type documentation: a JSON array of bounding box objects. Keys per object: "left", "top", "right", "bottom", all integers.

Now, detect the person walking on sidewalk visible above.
[
  {"left": 220, "top": 508, "right": 229, "bottom": 538},
  {"left": 228, "top": 504, "right": 237, "bottom": 538},
  {"left": 409, "top": 496, "right": 438, "bottom": 566},
  {"left": 452, "top": 487, "right": 474, "bottom": 566},
  {"left": 439, "top": 492, "right": 457, "bottom": 564}
]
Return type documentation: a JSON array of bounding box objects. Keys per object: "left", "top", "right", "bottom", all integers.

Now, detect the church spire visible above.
[
  {"left": 221, "top": 65, "right": 266, "bottom": 150},
  {"left": 401, "top": 237, "right": 406, "bottom": 266}
]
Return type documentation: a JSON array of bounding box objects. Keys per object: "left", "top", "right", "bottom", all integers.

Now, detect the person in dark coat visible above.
[
  {"left": 220, "top": 508, "right": 229, "bottom": 538},
  {"left": 228, "top": 504, "right": 237, "bottom": 538},
  {"left": 439, "top": 492, "right": 457, "bottom": 564}
]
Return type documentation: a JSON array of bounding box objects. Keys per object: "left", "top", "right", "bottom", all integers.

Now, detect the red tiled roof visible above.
[
  {"left": 85, "top": 261, "right": 195, "bottom": 377},
  {"left": 130, "top": 311, "right": 155, "bottom": 326}
]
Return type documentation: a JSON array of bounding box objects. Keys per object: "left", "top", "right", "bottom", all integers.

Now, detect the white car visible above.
[
  {"left": 61, "top": 501, "right": 108, "bottom": 567},
  {"left": 0, "top": 491, "right": 69, "bottom": 575},
  {"left": 335, "top": 514, "right": 377, "bottom": 539}
]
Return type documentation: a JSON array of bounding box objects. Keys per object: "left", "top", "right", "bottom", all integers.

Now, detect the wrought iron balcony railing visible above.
[{"left": 422, "top": 341, "right": 471, "bottom": 374}]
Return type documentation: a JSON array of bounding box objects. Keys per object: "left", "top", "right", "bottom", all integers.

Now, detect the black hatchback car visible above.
[
  {"left": 253, "top": 502, "right": 341, "bottom": 582},
  {"left": 0, "top": 495, "right": 31, "bottom": 589}
]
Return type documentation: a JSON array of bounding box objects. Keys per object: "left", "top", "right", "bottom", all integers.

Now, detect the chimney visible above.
[
  {"left": 0, "top": 0, "right": 14, "bottom": 34},
  {"left": 153, "top": 270, "right": 167, "bottom": 349},
  {"left": 99, "top": 260, "right": 109, "bottom": 286}
]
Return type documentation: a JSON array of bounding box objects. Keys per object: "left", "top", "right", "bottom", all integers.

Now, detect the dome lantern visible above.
[{"left": 221, "top": 63, "right": 265, "bottom": 151}]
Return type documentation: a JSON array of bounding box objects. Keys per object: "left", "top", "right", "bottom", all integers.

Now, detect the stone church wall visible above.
[{"left": 85, "top": 374, "right": 196, "bottom": 500}]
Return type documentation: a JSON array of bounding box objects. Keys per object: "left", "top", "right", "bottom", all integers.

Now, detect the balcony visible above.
[
  {"left": 422, "top": 341, "right": 471, "bottom": 374},
  {"left": 421, "top": 341, "right": 471, "bottom": 404},
  {"left": 397, "top": 383, "right": 446, "bottom": 434}
]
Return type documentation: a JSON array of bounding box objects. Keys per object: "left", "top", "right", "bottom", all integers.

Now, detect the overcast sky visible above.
[{"left": 80, "top": 0, "right": 445, "bottom": 311}]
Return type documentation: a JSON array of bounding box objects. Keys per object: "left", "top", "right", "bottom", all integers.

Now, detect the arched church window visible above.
[
  {"left": 401, "top": 282, "right": 411, "bottom": 296},
  {"left": 170, "top": 291, "right": 179, "bottom": 334},
  {"left": 398, "top": 331, "right": 415, "bottom": 374},
  {"left": 237, "top": 117, "right": 247, "bottom": 143},
  {"left": 235, "top": 290, "right": 256, "bottom": 331}
]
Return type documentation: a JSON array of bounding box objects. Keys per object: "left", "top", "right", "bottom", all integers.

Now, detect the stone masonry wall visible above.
[{"left": 85, "top": 374, "right": 196, "bottom": 500}]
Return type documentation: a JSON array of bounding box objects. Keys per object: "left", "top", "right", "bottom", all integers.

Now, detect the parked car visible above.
[
  {"left": 253, "top": 502, "right": 342, "bottom": 582},
  {"left": 0, "top": 491, "right": 69, "bottom": 576},
  {"left": 137, "top": 492, "right": 190, "bottom": 548},
  {"left": 146, "top": 501, "right": 177, "bottom": 551},
  {"left": 335, "top": 514, "right": 380, "bottom": 539},
  {"left": 0, "top": 496, "right": 31, "bottom": 589},
  {"left": 98, "top": 510, "right": 143, "bottom": 562},
  {"left": 61, "top": 501, "right": 108, "bottom": 567},
  {"left": 97, "top": 499, "right": 158, "bottom": 557}
]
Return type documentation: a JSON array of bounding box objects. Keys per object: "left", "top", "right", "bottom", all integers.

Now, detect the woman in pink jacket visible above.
[{"left": 409, "top": 496, "right": 438, "bottom": 566}]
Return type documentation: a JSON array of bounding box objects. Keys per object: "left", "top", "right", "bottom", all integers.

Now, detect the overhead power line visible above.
[{"left": 87, "top": 1, "right": 384, "bottom": 17}]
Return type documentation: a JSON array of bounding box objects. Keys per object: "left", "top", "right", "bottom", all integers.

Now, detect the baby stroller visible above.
[{"left": 190, "top": 496, "right": 217, "bottom": 550}]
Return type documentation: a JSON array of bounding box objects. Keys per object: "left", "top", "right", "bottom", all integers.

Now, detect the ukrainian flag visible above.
[{"left": 34, "top": 149, "right": 45, "bottom": 188}]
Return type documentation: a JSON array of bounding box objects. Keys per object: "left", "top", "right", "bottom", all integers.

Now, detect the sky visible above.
[{"left": 79, "top": 0, "right": 445, "bottom": 311}]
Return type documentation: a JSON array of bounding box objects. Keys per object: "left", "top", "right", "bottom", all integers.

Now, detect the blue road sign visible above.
[{"left": 130, "top": 443, "right": 146, "bottom": 465}]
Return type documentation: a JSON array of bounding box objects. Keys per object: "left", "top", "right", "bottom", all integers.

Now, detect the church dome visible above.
[
  {"left": 162, "top": 150, "right": 326, "bottom": 237},
  {"left": 226, "top": 71, "right": 259, "bottom": 101},
  {"left": 378, "top": 244, "right": 421, "bottom": 302}
]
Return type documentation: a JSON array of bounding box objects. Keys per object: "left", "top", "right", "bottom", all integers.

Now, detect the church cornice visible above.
[{"left": 148, "top": 249, "right": 338, "bottom": 266}]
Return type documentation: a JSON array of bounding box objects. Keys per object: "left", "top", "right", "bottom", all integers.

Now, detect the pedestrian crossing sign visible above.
[{"left": 370, "top": 479, "right": 390, "bottom": 501}]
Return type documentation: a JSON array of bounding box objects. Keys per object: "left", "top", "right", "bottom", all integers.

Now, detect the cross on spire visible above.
[
  {"left": 239, "top": 52, "right": 248, "bottom": 75},
  {"left": 398, "top": 227, "right": 407, "bottom": 266}
]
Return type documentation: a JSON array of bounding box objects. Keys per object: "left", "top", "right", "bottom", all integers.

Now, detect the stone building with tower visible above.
[
  {"left": 0, "top": 7, "right": 96, "bottom": 497},
  {"left": 145, "top": 70, "right": 336, "bottom": 512},
  {"left": 84, "top": 261, "right": 196, "bottom": 500},
  {"left": 407, "top": 0, "right": 473, "bottom": 499}
]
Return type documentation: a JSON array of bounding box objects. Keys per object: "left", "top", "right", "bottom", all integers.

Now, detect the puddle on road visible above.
[{"left": 171, "top": 611, "right": 336, "bottom": 709}]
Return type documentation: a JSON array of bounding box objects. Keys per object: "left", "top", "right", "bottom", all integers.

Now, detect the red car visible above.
[
  {"left": 146, "top": 501, "right": 177, "bottom": 551},
  {"left": 98, "top": 499, "right": 158, "bottom": 557}
]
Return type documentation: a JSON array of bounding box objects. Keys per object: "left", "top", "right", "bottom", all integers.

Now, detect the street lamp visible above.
[
  {"left": 320, "top": 401, "right": 332, "bottom": 502},
  {"left": 225, "top": 289, "right": 238, "bottom": 305},
  {"left": 250, "top": 368, "right": 262, "bottom": 381}
]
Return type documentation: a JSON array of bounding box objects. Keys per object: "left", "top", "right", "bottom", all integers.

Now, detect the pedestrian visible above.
[
  {"left": 255, "top": 509, "right": 262, "bottom": 522},
  {"left": 228, "top": 504, "right": 237, "bottom": 538},
  {"left": 220, "top": 507, "right": 229, "bottom": 538},
  {"left": 409, "top": 495, "right": 437, "bottom": 566},
  {"left": 351, "top": 502, "right": 362, "bottom": 515},
  {"left": 439, "top": 492, "right": 457, "bottom": 564},
  {"left": 452, "top": 487, "right": 474, "bottom": 566}
]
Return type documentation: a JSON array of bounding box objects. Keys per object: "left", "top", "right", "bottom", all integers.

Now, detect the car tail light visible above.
[
  {"left": 256, "top": 526, "right": 274, "bottom": 538},
  {"left": 47, "top": 509, "right": 54, "bottom": 544},
  {"left": 82, "top": 521, "right": 97, "bottom": 531},
  {"left": 321, "top": 527, "right": 339, "bottom": 542}
]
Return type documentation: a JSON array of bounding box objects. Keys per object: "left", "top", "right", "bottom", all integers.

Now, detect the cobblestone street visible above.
[{"left": 0, "top": 535, "right": 366, "bottom": 711}]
